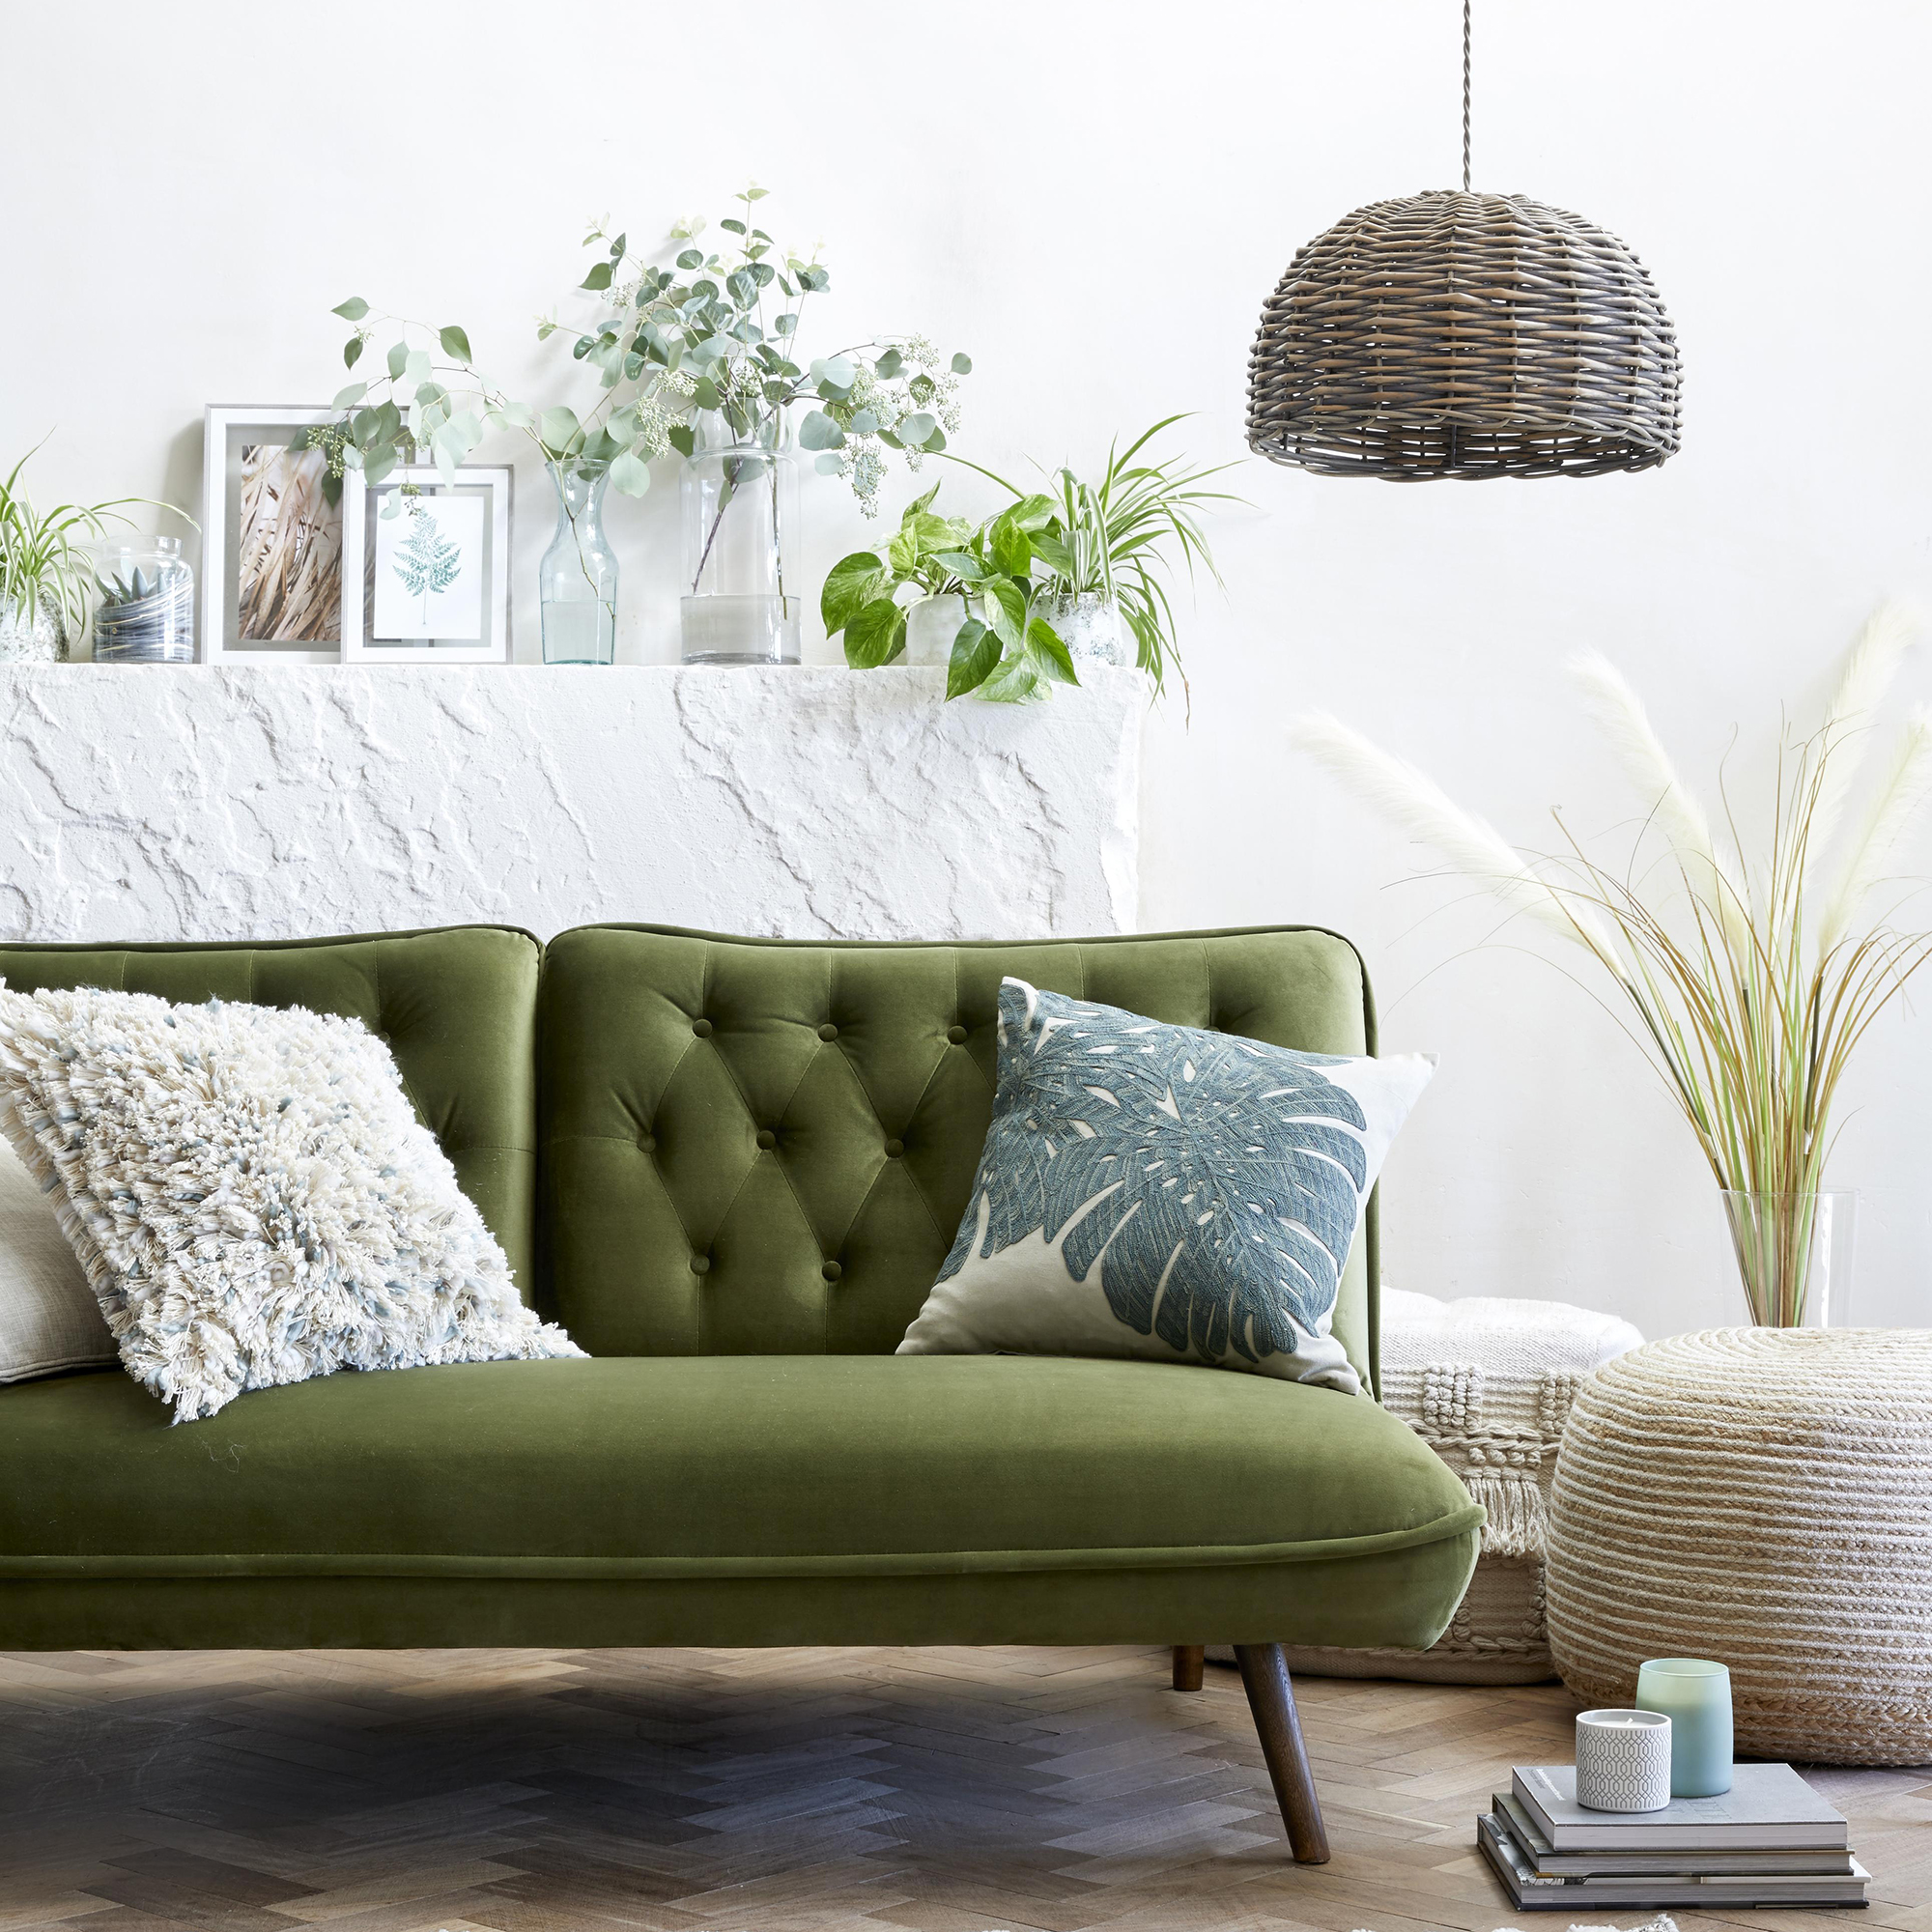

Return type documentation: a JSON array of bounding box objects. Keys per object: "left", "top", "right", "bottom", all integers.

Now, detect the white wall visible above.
[{"left": 5, "top": 0, "right": 1930, "bottom": 1335}]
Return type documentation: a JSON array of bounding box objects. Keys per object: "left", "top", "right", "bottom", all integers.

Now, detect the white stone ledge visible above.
[{"left": 0, "top": 665, "right": 1144, "bottom": 945}]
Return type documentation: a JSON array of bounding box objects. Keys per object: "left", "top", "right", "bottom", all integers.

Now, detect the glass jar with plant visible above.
[
  {"left": 1296, "top": 605, "right": 1932, "bottom": 1329},
  {"left": 822, "top": 487, "right": 1078, "bottom": 701},
  {"left": 0, "top": 444, "right": 191, "bottom": 664},
  {"left": 569, "top": 187, "right": 969, "bottom": 664}
]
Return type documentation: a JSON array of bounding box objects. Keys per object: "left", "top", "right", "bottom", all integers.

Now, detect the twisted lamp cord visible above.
[{"left": 1462, "top": 0, "right": 1472, "bottom": 191}]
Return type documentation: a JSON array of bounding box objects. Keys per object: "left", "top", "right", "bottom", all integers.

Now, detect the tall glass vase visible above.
[
  {"left": 1720, "top": 1189, "right": 1857, "bottom": 1326},
  {"left": 540, "top": 459, "right": 617, "bottom": 665},
  {"left": 679, "top": 416, "right": 800, "bottom": 666}
]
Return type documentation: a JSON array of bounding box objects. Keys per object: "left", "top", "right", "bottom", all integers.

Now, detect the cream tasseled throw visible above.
[
  {"left": 1212, "top": 1290, "right": 1642, "bottom": 1684},
  {"left": 1547, "top": 1327, "right": 1932, "bottom": 1766}
]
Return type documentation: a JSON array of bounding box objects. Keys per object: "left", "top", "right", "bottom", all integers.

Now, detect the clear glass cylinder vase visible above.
[
  {"left": 91, "top": 535, "right": 194, "bottom": 663},
  {"left": 679, "top": 419, "right": 800, "bottom": 667},
  {"left": 540, "top": 459, "right": 617, "bottom": 666},
  {"left": 1720, "top": 1189, "right": 1857, "bottom": 1327}
]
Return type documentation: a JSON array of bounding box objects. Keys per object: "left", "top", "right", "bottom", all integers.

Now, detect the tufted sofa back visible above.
[
  {"left": 536, "top": 923, "right": 1384, "bottom": 1390},
  {"left": 0, "top": 927, "right": 543, "bottom": 1292}
]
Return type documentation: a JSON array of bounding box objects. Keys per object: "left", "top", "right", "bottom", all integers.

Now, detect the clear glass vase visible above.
[
  {"left": 540, "top": 459, "right": 617, "bottom": 666},
  {"left": 91, "top": 535, "right": 194, "bottom": 663},
  {"left": 679, "top": 417, "right": 800, "bottom": 666},
  {"left": 1720, "top": 1189, "right": 1857, "bottom": 1327}
]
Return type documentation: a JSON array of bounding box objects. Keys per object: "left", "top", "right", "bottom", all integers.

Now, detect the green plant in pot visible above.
[
  {"left": 969, "top": 417, "right": 1241, "bottom": 697},
  {"left": 822, "top": 487, "right": 1077, "bottom": 701},
  {"left": 0, "top": 445, "right": 188, "bottom": 664}
]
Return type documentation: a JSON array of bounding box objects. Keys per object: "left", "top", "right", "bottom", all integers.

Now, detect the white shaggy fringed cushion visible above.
[{"left": 0, "top": 983, "right": 582, "bottom": 1423}]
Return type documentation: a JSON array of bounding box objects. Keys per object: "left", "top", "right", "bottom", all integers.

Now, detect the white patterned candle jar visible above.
[{"left": 1576, "top": 1708, "right": 1672, "bottom": 1811}]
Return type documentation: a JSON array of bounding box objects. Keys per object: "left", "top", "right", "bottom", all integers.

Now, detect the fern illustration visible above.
[
  {"left": 939, "top": 981, "right": 1371, "bottom": 1364},
  {"left": 391, "top": 505, "right": 461, "bottom": 622}
]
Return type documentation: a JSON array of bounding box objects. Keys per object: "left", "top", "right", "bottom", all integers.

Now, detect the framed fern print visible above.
[
  {"left": 898, "top": 979, "right": 1435, "bottom": 1394},
  {"left": 347, "top": 466, "right": 512, "bottom": 663}
]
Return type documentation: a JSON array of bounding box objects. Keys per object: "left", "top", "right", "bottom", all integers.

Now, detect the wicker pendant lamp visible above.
[{"left": 1247, "top": 2, "right": 1681, "bottom": 479}]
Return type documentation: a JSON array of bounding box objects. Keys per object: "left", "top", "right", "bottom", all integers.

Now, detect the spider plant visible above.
[
  {"left": 0, "top": 442, "right": 188, "bottom": 650},
  {"left": 953, "top": 417, "right": 1243, "bottom": 698},
  {"left": 1293, "top": 606, "right": 1932, "bottom": 1326}
]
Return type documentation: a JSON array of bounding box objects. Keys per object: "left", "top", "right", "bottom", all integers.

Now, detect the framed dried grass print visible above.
[{"left": 201, "top": 407, "right": 364, "bottom": 663}]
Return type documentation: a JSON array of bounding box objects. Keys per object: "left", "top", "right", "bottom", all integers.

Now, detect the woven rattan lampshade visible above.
[{"left": 1247, "top": 11, "right": 1681, "bottom": 479}]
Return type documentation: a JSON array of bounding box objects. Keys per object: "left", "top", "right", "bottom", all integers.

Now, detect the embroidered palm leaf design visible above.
[{"left": 942, "top": 984, "right": 1369, "bottom": 1363}]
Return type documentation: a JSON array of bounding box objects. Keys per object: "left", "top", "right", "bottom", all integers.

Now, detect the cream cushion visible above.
[{"left": 0, "top": 1140, "right": 117, "bottom": 1383}]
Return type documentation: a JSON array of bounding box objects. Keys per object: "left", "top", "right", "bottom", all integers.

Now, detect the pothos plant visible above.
[
  {"left": 821, "top": 485, "right": 1076, "bottom": 701},
  {"left": 307, "top": 187, "right": 971, "bottom": 519}
]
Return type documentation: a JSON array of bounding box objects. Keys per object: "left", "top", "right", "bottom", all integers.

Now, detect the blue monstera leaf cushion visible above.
[{"left": 898, "top": 980, "right": 1434, "bottom": 1394}]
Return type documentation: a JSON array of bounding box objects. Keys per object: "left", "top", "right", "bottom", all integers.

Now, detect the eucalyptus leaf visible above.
[
  {"left": 438, "top": 324, "right": 472, "bottom": 362},
  {"left": 404, "top": 348, "right": 433, "bottom": 386},
  {"left": 813, "top": 451, "right": 844, "bottom": 473},
  {"left": 538, "top": 405, "right": 582, "bottom": 454},
  {"left": 899, "top": 412, "right": 936, "bottom": 448},
  {"left": 331, "top": 382, "right": 368, "bottom": 410},
  {"left": 386, "top": 340, "right": 409, "bottom": 381},
  {"left": 798, "top": 409, "right": 844, "bottom": 451},
  {"left": 363, "top": 444, "right": 397, "bottom": 487},
  {"left": 580, "top": 262, "right": 613, "bottom": 292},
  {"left": 611, "top": 450, "right": 652, "bottom": 496},
  {"left": 331, "top": 297, "right": 370, "bottom": 321},
  {"left": 951, "top": 352, "right": 972, "bottom": 374},
  {"left": 343, "top": 335, "right": 364, "bottom": 370},
  {"left": 874, "top": 348, "right": 903, "bottom": 381}
]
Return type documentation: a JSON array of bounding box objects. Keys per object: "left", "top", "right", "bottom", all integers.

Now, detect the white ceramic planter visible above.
[
  {"left": 1037, "top": 591, "right": 1131, "bottom": 669},
  {"left": 902, "top": 594, "right": 970, "bottom": 668}
]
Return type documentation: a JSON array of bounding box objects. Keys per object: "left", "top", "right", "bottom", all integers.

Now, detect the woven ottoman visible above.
[
  {"left": 1548, "top": 1328, "right": 1932, "bottom": 1766},
  {"left": 1209, "top": 1290, "right": 1642, "bottom": 1684}
]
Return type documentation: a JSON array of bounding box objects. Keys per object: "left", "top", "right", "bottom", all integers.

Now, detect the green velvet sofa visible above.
[{"left": 0, "top": 921, "right": 1481, "bottom": 1862}]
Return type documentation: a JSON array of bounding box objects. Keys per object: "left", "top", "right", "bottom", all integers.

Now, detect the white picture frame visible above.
[
  {"left": 346, "top": 467, "right": 514, "bottom": 665},
  {"left": 201, "top": 407, "right": 364, "bottom": 664}
]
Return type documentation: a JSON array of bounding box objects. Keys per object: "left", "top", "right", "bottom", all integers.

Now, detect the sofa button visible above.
[
  {"left": 756, "top": 1128, "right": 777, "bottom": 1151},
  {"left": 817, "top": 1021, "right": 838, "bottom": 1041},
  {"left": 638, "top": 1131, "right": 656, "bottom": 1152},
  {"left": 947, "top": 1024, "right": 968, "bottom": 1045},
  {"left": 821, "top": 1260, "right": 843, "bottom": 1283},
  {"left": 690, "top": 1254, "right": 711, "bottom": 1275},
  {"left": 884, "top": 1138, "right": 904, "bottom": 1158},
  {"left": 693, "top": 1017, "right": 713, "bottom": 1038}
]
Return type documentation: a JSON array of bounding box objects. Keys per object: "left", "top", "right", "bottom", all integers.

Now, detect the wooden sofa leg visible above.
[
  {"left": 1233, "top": 1643, "right": 1331, "bottom": 1864},
  {"left": 1172, "top": 1644, "right": 1206, "bottom": 1691}
]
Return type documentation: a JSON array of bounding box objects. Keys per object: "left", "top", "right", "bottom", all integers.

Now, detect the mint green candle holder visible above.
[{"left": 1635, "top": 1658, "right": 1733, "bottom": 1797}]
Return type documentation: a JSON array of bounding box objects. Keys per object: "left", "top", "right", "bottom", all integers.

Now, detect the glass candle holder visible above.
[
  {"left": 1575, "top": 1708, "right": 1672, "bottom": 1811},
  {"left": 1636, "top": 1658, "right": 1733, "bottom": 1797}
]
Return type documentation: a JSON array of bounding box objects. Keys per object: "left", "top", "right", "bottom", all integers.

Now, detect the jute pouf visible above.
[{"left": 1547, "top": 1328, "right": 1932, "bottom": 1766}]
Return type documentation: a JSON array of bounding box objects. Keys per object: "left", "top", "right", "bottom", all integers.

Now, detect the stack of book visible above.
[{"left": 1480, "top": 1762, "right": 1868, "bottom": 1910}]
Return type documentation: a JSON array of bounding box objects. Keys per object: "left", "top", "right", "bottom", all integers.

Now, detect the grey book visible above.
[
  {"left": 1479, "top": 1814, "right": 1868, "bottom": 1910},
  {"left": 1512, "top": 1762, "right": 1849, "bottom": 1851},
  {"left": 1492, "top": 1793, "right": 1859, "bottom": 1877}
]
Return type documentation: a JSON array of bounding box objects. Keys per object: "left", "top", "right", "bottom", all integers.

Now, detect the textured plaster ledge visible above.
[{"left": 0, "top": 665, "right": 1144, "bottom": 945}]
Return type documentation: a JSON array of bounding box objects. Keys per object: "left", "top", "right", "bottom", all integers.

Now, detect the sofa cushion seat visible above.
[{"left": 0, "top": 1355, "right": 1480, "bottom": 1651}]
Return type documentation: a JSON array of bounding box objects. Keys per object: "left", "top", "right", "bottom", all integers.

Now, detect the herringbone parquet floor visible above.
[{"left": 0, "top": 1646, "right": 1925, "bottom": 1932}]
